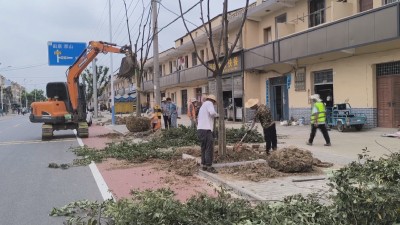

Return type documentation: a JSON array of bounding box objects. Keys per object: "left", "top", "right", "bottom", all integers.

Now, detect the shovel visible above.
[{"left": 233, "top": 132, "right": 248, "bottom": 152}]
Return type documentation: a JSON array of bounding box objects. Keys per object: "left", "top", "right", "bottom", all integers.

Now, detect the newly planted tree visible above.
[
  {"left": 117, "top": 0, "right": 154, "bottom": 117},
  {"left": 178, "top": 0, "right": 250, "bottom": 157}
]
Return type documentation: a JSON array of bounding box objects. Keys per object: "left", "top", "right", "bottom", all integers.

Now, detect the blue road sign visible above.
[{"left": 47, "top": 41, "right": 87, "bottom": 66}]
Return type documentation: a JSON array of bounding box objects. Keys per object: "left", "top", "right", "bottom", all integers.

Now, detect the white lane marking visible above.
[{"left": 73, "top": 130, "right": 114, "bottom": 201}]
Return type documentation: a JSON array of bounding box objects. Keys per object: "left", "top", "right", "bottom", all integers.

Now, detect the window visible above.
[
  {"left": 180, "top": 38, "right": 183, "bottom": 45},
  {"left": 159, "top": 65, "right": 162, "bottom": 76},
  {"left": 275, "top": 13, "right": 286, "bottom": 39},
  {"left": 360, "top": 0, "right": 373, "bottom": 11},
  {"left": 169, "top": 61, "right": 173, "bottom": 73},
  {"left": 200, "top": 50, "right": 205, "bottom": 61},
  {"left": 185, "top": 55, "right": 189, "bottom": 68},
  {"left": 192, "top": 52, "right": 198, "bottom": 66},
  {"left": 309, "top": 0, "right": 325, "bottom": 27},
  {"left": 383, "top": 0, "right": 398, "bottom": 4},
  {"left": 295, "top": 72, "right": 306, "bottom": 91},
  {"left": 263, "top": 27, "right": 272, "bottom": 43},
  {"left": 314, "top": 70, "right": 333, "bottom": 84},
  {"left": 377, "top": 61, "right": 400, "bottom": 76}
]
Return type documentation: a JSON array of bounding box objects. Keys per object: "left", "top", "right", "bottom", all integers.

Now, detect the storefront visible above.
[{"left": 207, "top": 51, "right": 244, "bottom": 121}]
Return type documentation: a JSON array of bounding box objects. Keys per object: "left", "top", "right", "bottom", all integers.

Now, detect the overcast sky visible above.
[{"left": 0, "top": 0, "right": 249, "bottom": 92}]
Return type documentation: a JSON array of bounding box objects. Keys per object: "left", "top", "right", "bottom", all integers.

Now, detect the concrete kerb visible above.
[{"left": 198, "top": 170, "right": 267, "bottom": 201}]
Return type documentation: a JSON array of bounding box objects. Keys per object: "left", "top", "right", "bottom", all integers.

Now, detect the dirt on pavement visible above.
[
  {"left": 214, "top": 147, "right": 267, "bottom": 163},
  {"left": 96, "top": 133, "right": 123, "bottom": 139},
  {"left": 218, "top": 162, "right": 326, "bottom": 182}
]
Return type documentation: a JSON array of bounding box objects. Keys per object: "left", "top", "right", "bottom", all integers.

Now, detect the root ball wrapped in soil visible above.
[
  {"left": 267, "top": 146, "right": 313, "bottom": 173},
  {"left": 125, "top": 116, "right": 151, "bottom": 132}
]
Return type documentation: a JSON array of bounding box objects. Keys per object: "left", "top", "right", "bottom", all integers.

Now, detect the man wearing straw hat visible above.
[
  {"left": 161, "top": 97, "right": 171, "bottom": 129},
  {"left": 307, "top": 94, "right": 331, "bottom": 146},
  {"left": 245, "top": 99, "right": 277, "bottom": 155},
  {"left": 197, "top": 94, "right": 219, "bottom": 173}
]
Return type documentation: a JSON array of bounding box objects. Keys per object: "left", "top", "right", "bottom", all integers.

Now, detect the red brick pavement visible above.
[{"left": 83, "top": 122, "right": 216, "bottom": 202}]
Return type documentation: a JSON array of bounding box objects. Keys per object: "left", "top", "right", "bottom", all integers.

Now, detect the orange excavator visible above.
[{"left": 30, "top": 41, "right": 133, "bottom": 139}]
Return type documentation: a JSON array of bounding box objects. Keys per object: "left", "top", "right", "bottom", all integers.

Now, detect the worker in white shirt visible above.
[{"left": 197, "top": 94, "right": 219, "bottom": 173}]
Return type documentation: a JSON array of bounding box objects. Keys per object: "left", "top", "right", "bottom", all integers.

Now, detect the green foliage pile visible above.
[
  {"left": 71, "top": 125, "right": 263, "bottom": 166},
  {"left": 226, "top": 124, "right": 264, "bottom": 144},
  {"left": 328, "top": 149, "right": 400, "bottom": 224},
  {"left": 52, "top": 149, "right": 400, "bottom": 224}
]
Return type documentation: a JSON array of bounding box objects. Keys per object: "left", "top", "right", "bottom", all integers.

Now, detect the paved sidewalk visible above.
[
  {"left": 84, "top": 122, "right": 216, "bottom": 202},
  {"left": 100, "top": 112, "right": 399, "bottom": 165}
]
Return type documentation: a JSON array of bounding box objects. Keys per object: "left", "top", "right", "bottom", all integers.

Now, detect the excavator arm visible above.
[{"left": 67, "top": 41, "right": 131, "bottom": 111}]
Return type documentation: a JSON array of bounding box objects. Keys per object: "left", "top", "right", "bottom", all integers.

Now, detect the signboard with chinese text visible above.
[
  {"left": 47, "top": 41, "right": 87, "bottom": 66},
  {"left": 208, "top": 52, "right": 242, "bottom": 75}
]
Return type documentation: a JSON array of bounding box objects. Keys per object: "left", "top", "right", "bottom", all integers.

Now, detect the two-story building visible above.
[
  {"left": 140, "top": 0, "right": 400, "bottom": 128},
  {"left": 243, "top": 0, "right": 400, "bottom": 128},
  {"left": 139, "top": 2, "right": 260, "bottom": 120}
]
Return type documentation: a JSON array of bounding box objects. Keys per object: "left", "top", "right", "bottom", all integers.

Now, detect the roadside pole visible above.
[
  {"left": 152, "top": 0, "right": 161, "bottom": 123},
  {"left": 93, "top": 58, "right": 98, "bottom": 118},
  {"left": 108, "top": 0, "right": 115, "bottom": 125}
]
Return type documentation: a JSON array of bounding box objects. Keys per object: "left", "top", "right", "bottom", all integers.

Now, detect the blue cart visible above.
[{"left": 326, "top": 103, "right": 367, "bottom": 132}]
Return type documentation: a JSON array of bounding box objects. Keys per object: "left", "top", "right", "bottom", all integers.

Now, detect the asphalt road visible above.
[{"left": 0, "top": 115, "right": 102, "bottom": 224}]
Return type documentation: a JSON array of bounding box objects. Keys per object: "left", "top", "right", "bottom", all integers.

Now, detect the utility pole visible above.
[
  {"left": 93, "top": 58, "right": 98, "bottom": 118},
  {"left": 152, "top": 0, "right": 161, "bottom": 120},
  {"left": 109, "top": 0, "right": 115, "bottom": 125},
  {"left": 34, "top": 85, "right": 36, "bottom": 102},
  {"left": 1, "top": 85, "right": 3, "bottom": 111}
]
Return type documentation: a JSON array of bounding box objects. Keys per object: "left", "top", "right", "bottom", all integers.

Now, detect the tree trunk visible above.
[
  {"left": 136, "top": 92, "right": 141, "bottom": 117},
  {"left": 216, "top": 74, "right": 226, "bottom": 158}
]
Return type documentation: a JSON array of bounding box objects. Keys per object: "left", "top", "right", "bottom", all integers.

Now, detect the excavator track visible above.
[
  {"left": 77, "top": 122, "right": 89, "bottom": 138},
  {"left": 42, "top": 124, "right": 53, "bottom": 140}
]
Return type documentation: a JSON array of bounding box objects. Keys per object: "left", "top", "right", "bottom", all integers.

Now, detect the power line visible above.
[
  {"left": 93, "top": 0, "right": 116, "bottom": 41},
  {"left": 0, "top": 63, "right": 48, "bottom": 72},
  {"left": 110, "top": 0, "right": 136, "bottom": 40},
  {"left": 136, "top": 0, "right": 202, "bottom": 54},
  {"left": 90, "top": 0, "right": 109, "bottom": 41},
  {"left": 118, "top": 0, "right": 152, "bottom": 44}
]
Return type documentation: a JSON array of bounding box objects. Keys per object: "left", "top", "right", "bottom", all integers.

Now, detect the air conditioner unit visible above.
[{"left": 202, "top": 86, "right": 209, "bottom": 94}]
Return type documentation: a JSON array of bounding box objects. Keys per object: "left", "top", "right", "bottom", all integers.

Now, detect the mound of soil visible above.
[
  {"left": 219, "top": 163, "right": 283, "bottom": 182},
  {"left": 214, "top": 147, "right": 265, "bottom": 164},
  {"left": 313, "top": 158, "right": 334, "bottom": 168},
  {"left": 125, "top": 116, "right": 151, "bottom": 132},
  {"left": 96, "top": 133, "right": 122, "bottom": 139},
  {"left": 267, "top": 146, "right": 313, "bottom": 173},
  {"left": 156, "top": 158, "right": 199, "bottom": 176},
  {"left": 218, "top": 162, "right": 325, "bottom": 182},
  {"left": 105, "top": 116, "right": 126, "bottom": 125},
  {"left": 177, "top": 146, "right": 202, "bottom": 157}
]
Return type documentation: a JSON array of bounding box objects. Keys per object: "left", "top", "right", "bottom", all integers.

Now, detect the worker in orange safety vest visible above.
[{"left": 187, "top": 98, "right": 198, "bottom": 127}]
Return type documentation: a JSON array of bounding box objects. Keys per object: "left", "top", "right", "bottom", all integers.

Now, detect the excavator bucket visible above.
[{"left": 118, "top": 54, "right": 136, "bottom": 79}]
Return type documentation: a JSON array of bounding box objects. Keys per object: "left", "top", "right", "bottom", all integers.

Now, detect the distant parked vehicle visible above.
[{"left": 326, "top": 103, "right": 367, "bottom": 132}]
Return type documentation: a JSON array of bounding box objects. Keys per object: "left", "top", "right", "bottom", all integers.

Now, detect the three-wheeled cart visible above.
[{"left": 326, "top": 103, "right": 367, "bottom": 132}]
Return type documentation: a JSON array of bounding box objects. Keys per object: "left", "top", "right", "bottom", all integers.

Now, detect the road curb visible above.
[
  {"left": 198, "top": 170, "right": 266, "bottom": 201},
  {"left": 213, "top": 159, "right": 267, "bottom": 168}
]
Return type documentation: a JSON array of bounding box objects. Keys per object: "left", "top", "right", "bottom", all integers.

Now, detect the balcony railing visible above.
[
  {"left": 179, "top": 64, "right": 207, "bottom": 83},
  {"left": 160, "top": 72, "right": 179, "bottom": 87},
  {"left": 142, "top": 80, "right": 154, "bottom": 91},
  {"left": 141, "top": 64, "right": 208, "bottom": 91},
  {"left": 244, "top": 3, "right": 400, "bottom": 70}
]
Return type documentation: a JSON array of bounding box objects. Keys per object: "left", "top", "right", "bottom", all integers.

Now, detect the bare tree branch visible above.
[
  {"left": 225, "top": 0, "right": 250, "bottom": 62},
  {"left": 206, "top": 0, "right": 221, "bottom": 73},
  {"left": 178, "top": 0, "right": 214, "bottom": 73}
]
